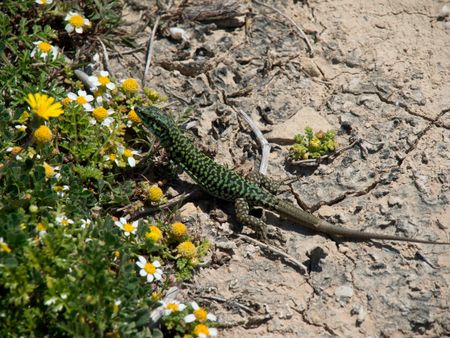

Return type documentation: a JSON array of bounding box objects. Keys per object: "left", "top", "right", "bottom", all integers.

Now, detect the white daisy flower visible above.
[
  {"left": 89, "top": 71, "right": 116, "bottom": 91},
  {"left": 115, "top": 217, "right": 138, "bottom": 236},
  {"left": 103, "top": 153, "right": 119, "bottom": 166},
  {"left": 56, "top": 215, "right": 74, "bottom": 226},
  {"left": 184, "top": 302, "right": 217, "bottom": 323},
  {"left": 31, "top": 41, "right": 58, "bottom": 61},
  {"left": 136, "top": 256, "right": 163, "bottom": 283},
  {"left": 118, "top": 145, "right": 139, "bottom": 167},
  {"left": 161, "top": 300, "right": 186, "bottom": 316},
  {"left": 193, "top": 324, "right": 218, "bottom": 338},
  {"left": 15, "top": 125, "right": 27, "bottom": 132},
  {"left": 67, "top": 90, "right": 94, "bottom": 111},
  {"left": 35, "top": 0, "right": 53, "bottom": 5},
  {"left": 65, "top": 12, "right": 91, "bottom": 34}
]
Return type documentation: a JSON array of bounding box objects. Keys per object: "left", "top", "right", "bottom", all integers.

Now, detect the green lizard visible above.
[{"left": 136, "top": 106, "right": 449, "bottom": 245}]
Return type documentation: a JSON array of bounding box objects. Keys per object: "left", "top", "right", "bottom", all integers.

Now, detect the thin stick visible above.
[
  {"left": 237, "top": 233, "right": 308, "bottom": 274},
  {"left": 142, "top": 15, "right": 161, "bottom": 87},
  {"left": 252, "top": 0, "right": 314, "bottom": 56},
  {"left": 235, "top": 109, "right": 271, "bottom": 175},
  {"left": 109, "top": 46, "right": 145, "bottom": 57},
  {"left": 97, "top": 37, "right": 112, "bottom": 75}
]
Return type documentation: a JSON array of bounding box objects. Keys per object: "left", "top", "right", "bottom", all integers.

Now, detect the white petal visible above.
[
  {"left": 153, "top": 260, "right": 161, "bottom": 268},
  {"left": 209, "top": 328, "right": 218, "bottom": 337},
  {"left": 191, "top": 302, "right": 199, "bottom": 310},
  {"left": 85, "top": 95, "right": 94, "bottom": 102},
  {"left": 136, "top": 261, "right": 144, "bottom": 268},
  {"left": 138, "top": 255, "right": 147, "bottom": 264},
  {"left": 124, "top": 232, "right": 130, "bottom": 236},
  {"left": 128, "top": 157, "right": 136, "bottom": 167},
  {"left": 154, "top": 272, "right": 162, "bottom": 280},
  {"left": 78, "top": 90, "right": 87, "bottom": 96},
  {"left": 178, "top": 304, "right": 186, "bottom": 311},
  {"left": 120, "top": 217, "right": 127, "bottom": 224},
  {"left": 139, "top": 269, "right": 147, "bottom": 276},
  {"left": 83, "top": 103, "right": 93, "bottom": 111},
  {"left": 146, "top": 274, "right": 154, "bottom": 283},
  {"left": 100, "top": 71, "right": 109, "bottom": 76},
  {"left": 184, "top": 314, "right": 196, "bottom": 323},
  {"left": 65, "top": 24, "right": 74, "bottom": 33},
  {"left": 198, "top": 334, "right": 207, "bottom": 338},
  {"left": 106, "top": 82, "right": 116, "bottom": 90},
  {"left": 75, "top": 27, "right": 83, "bottom": 34},
  {"left": 207, "top": 313, "right": 217, "bottom": 321}
]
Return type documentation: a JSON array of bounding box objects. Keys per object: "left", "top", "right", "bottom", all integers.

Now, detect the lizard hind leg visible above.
[{"left": 235, "top": 198, "right": 269, "bottom": 240}]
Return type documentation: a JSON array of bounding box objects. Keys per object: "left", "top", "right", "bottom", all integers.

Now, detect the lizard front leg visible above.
[{"left": 235, "top": 198, "right": 268, "bottom": 240}]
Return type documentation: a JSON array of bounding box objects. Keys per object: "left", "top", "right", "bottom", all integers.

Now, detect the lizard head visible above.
[{"left": 135, "top": 106, "right": 177, "bottom": 139}]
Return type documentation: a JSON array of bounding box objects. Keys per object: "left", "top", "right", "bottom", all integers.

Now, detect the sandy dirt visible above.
[{"left": 109, "top": 1, "right": 450, "bottom": 336}]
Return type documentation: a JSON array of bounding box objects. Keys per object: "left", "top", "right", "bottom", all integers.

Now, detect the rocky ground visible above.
[{"left": 108, "top": 0, "right": 450, "bottom": 336}]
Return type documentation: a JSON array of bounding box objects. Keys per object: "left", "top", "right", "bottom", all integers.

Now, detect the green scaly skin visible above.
[{"left": 136, "top": 106, "right": 449, "bottom": 245}]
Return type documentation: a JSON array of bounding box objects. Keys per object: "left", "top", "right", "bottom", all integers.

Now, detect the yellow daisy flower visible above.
[{"left": 25, "top": 93, "right": 64, "bottom": 120}]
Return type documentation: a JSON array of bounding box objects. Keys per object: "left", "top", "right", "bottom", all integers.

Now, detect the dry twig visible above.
[
  {"left": 235, "top": 108, "right": 271, "bottom": 175},
  {"left": 142, "top": 15, "right": 161, "bottom": 87},
  {"left": 97, "top": 37, "right": 112, "bottom": 75}
]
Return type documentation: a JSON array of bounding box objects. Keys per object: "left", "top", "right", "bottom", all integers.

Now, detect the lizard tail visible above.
[{"left": 273, "top": 200, "right": 450, "bottom": 245}]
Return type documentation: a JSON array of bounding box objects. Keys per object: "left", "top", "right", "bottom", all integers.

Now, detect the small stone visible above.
[
  {"left": 179, "top": 202, "right": 198, "bottom": 219},
  {"left": 387, "top": 196, "right": 403, "bottom": 207},
  {"left": 317, "top": 205, "right": 335, "bottom": 218},
  {"left": 335, "top": 285, "right": 354, "bottom": 299},
  {"left": 266, "top": 107, "right": 333, "bottom": 145}
]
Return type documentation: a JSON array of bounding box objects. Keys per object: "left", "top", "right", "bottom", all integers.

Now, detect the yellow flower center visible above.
[
  {"left": 92, "top": 107, "right": 108, "bottom": 121},
  {"left": 194, "top": 308, "right": 207, "bottom": 322},
  {"left": 98, "top": 76, "right": 110, "bottom": 86},
  {"left": 69, "top": 15, "right": 84, "bottom": 28},
  {"left": 165, "top": 303, "right": 180, "bottom": 312},
  {"left": 34, "top": 125, "right": 53, "bottom": 144},
  {"left": 193, "top": 324, "right": 209, "bottom": 336},
  {"left": 109, "top": 154, "right": 117, "bottom": 161},
  {"left": 61, "top": 219, "right": 69, "bottom": 226},
  {"left": 114, "top": 250, "right": 120, "bottom": 257},
  {"left": 127, "top": 109, "right": 141, "bottom": 123},
  {"left": 170, "top": 222, "right": 187, "bottom": 237},
  {"left": 177, "top": 241, "right": 197, "bottom": 258},
  {"left": 76, "top": 96, "right": 88, "bottom": 105},
  {"left": 38, "top": 42, "right": 52, "bottom": 53},
  {"left": 144, "top": 262, "right": 156, "bottom": 275},
  {"left": 123, "top": 223, "right": 135, "bottom": 233},
  {"left": 123, "top": 149, "right": 133, "bottom": 158},
  {"left": 122, "top": 78, "right": 139, "bottom": 92}
]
